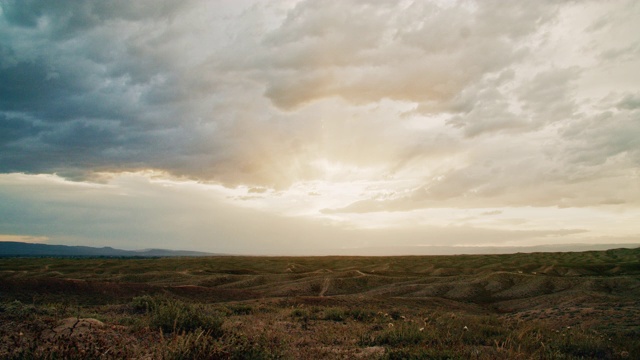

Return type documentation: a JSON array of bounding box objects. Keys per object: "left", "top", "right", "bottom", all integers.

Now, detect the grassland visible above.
[{"left": 1, "top": 248, "right": 639, "bottom": 359}]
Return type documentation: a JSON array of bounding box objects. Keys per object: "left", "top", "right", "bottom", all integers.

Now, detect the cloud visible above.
[
  {"left": 444, "top": 65, "right": 581, "bottom": 137},
  {"left": 0, "top": 234, "right": 48, "bottom": 243},
  {"left": 0, "top": 172, "right": 578, "bottom": 253},
  {"left": 3, "top": 1, "right": 640, "bottom": 256},
  {"left": 561, "top": 94, "right": 640, "bottom": 169},
  {"left": 0, "top": 0, "right": 639, "bottom": 201},
  {"left": 245, "top": 0, "right": 559, "bottom": 110},
  {"left": 0, "top": 0, "right": 200, "bottom": 177},
  {"left": 323, "top": 106, "right": 640, "bottom": 213},
  {"left": 2, "top": 172, "right": 616, "bottom": 254},
  {"left": 617, "top": 92, "right": 640, "bottom": 110},
  {"left": 1, "top": 1, "right": 193, "bottom": 41}
]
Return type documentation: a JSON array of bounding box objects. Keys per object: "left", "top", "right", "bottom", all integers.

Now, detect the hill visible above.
[
  {"left": 0, "top": 241, "right": 215, "bottom": 257},
  {"left": 1, "top": 247, "right": 638, "bottom": 359}
]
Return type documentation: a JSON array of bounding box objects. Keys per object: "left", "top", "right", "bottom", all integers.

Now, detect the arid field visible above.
[{"left": 1, "top": 248, "right": 639, "bottom": 359}]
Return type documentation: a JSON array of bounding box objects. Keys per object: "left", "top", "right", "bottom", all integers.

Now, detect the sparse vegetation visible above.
[
  {"left": 322, "top": 307, "right": 346, "bottom": 322},
  {"left": 148, "top": 299, "right": 223, "bottom": 335},
  {"left": 1, "top": 248, "right": 639, "bottom": 359}
]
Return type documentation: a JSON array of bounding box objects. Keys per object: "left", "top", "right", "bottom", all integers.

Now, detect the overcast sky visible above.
[{"left": 1, "top": 0, "right": 639, "bottom": 255}]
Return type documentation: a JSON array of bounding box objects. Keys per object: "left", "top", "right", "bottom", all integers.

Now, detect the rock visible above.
[{"left": 46, "top": 317, "right": 106, "bottom": 339}]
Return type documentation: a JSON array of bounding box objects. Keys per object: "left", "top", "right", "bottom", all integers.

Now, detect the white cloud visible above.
[{"left": 1, "top": 172, "right": 636, "bottom": 254}]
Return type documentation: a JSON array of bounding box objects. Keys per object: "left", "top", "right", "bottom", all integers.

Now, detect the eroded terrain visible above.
[{"left": 1, "top": 248, "right": 639, "bottom": 359}]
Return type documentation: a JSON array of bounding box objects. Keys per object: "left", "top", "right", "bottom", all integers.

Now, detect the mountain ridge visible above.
[
  {"left": 1, "top": 241, "right": 638, "bottom": 257},
  {"left": 0, "top": 241, "right": 218, "bottom": 257}
]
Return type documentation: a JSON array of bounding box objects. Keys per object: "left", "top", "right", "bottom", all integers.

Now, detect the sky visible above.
[{"left": 0, "top": 0, "right": 639, "bottom": 255}]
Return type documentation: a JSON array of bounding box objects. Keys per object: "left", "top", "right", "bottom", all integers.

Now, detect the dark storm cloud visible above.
[
  {"left": 0, "top": 0, "right": 200, "bottom": 177},
  {"left": 0, "top": 113, "right": 42, "bottom": 146},
  {"left": 1, "top": 0, "right": 188, "bottom": 37}
]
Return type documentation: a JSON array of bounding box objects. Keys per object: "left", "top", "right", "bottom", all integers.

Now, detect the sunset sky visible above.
[{"left": 1, "top": 0, "right": 639, "bottom": 255}]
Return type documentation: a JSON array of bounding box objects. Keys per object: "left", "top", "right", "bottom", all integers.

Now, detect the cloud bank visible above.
[{"left": 1, "top": 0, "right": 639, "bottom": 253}]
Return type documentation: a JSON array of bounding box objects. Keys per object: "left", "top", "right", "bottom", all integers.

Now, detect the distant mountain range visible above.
[
  {"left": 0, "top": 241, "right": 217, "bottom": 257},
  {"left": 1, "top": 241, "right": 638, "bottom": 257},
  {"left": 336, "top": 243, "right": 640, "bottom": 256}
]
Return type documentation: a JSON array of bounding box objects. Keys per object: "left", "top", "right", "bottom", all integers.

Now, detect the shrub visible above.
[
  {"left": 291, "top": 308, "right": 311, "bottom": 330},
  {"left": 224, "top": 333, "right": 286, "bottom": 360},
  {"left": 389, "top": 310, "right": 402, "bottom": 320},
  {"left": 227, "top": 304, "right": 253, "bottom": 315},
  {"left": 291, "top": 308, "right": 309, "bottom": 319},
  {"left": 130, "top": 296, "right": 224, "bottom": 335},
  {"left": 158, "top": 331, "right": 286, "bottom": 360},
  {"left": 0, "top": 300, "right": 36, "bottom": 319},
  {"left": 322, "top": 308, "right": 346, "bottom": 322},
  {"left": 130, "top": 295, "right": 157, "bottom": 314},
  {"left": 347, "top": 308, "right": 375, "bottom": 322},
  {"left": 150, "top": 300, "right": 223, "bottom": 335},
  {"left": 460, "top": 323, "right": 509, "bottom": 346},
  {"left": 362, "top": 324, "right": 427, "bottom": 347},
  {"left": 157, "top": 330, "right": 222, "bottom": 360}
]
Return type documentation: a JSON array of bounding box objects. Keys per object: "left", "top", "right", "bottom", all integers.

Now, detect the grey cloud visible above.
[
  {"left": 227, "top": 0, "right": 559, "bottom": 110},
  {"left": 561, "top": 98, "right": 640, "bottom": 167},
  {"left": 517, "top": 67, "right": 580, "bottom": 125},
  {"left": 1, "top": 0, "right": 638, "bottom": 195},
  {"left": 0, "top": 0, "right": 208, "bottom": 179},
  {"left": 445, "top": 83, "right": 525, "bottom": 137},
  {"left": 599, "top": 42, "right": 640, "bottom": 62},
  {"left": 1, "top": 0, "right": 309, "bottom": 187},
  {"left": 1, "top": 0, "right": 191, "bottom": 38},
  {"left": 445, "top": 67, "right": 581, "bottom": 137},
  {"left": 0, "top": 113, "right": 43, "bottom": 147},
  {"left": 617, "top": 92, "right": 640, "bottom": 110}
]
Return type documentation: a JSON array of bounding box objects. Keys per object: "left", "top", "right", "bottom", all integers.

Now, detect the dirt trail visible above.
[
  {"left": 319, "top": 277, "right": 330, "bottom": 297},
  {"left": 355, "top": 270, "right": 367, "bottom": 276}
]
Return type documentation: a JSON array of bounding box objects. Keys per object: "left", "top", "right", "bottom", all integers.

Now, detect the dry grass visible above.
[{"left": 0, "top": 248, "right": 639, "bottom": 359}]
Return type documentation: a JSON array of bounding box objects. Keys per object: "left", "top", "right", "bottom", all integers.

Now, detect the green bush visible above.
[{"left": 130, "top": 295, "right": 157, "bottom": 314}]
